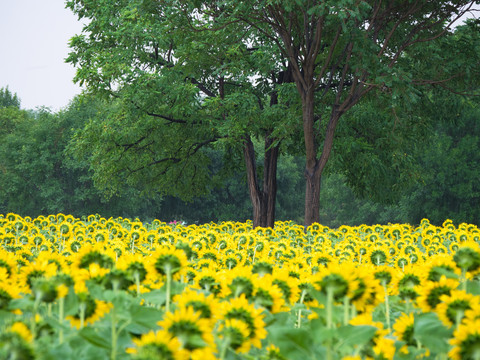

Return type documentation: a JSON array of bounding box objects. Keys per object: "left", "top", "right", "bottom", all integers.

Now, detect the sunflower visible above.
[
  {"left": 71, "top": 243, "right": 115, "bottom": 270},
  {"left": 0, "top": 251, "right": 17, "bottom": 280},
  {"left": 10, "top": 322, "right": 33, "bottom": 343},
  {"left": 158, "top": 307, "right": 216, "bottom": 360},
  {"left": 265, "top": 343, "right": 288, "bottom": 360},
  {"left": 251, "top": 275, "right": 287, "bottom": 314},
  {"left": 218, "top": 294, "right": 267, "bottom": 349},
  {"left": 129, "top": 329, "right": 188, "bottom": 360},
  {"left": 191, "top": 267, "right": 223, "bottom": 296},
  {"left": 391, "top": 266, "right": 424, "bottom": 303},
  {"left": 270, "top": 268, "right": 300, "bottom": 305},
  {"left": 367, "top": 246, "right": 390, "bottom": 266},
  {"left": 172, "top": 288, "right": 220, "bottom": 325},
  {"left": 393, "top": 312, "right": 416, "bottom": 353},
  {"left": 453, "top": 243, "right": 480, "bottom": 275},
  {"left": 350, "top": 266, "right": 383, "bottom": 313},
  {"left": 217, "top": 318, "right": 252, "bottom": 353},
  {"left": 449, "top": 318, "right": 480, "bottom": 360},
  {"left": 65, "top": 295, "right": 112, "bottom": 329},
  {"left": 435, "top": 290, "right": 480, "bottom": 328},
  {"left": 220, "top": 266, "right": 257, "bottom": 299},
  {"left": 423, "top": 254, "right": 461, "bottom": 281},
  {"left": 117, "top": 253, "right": 148, "bottom": 287},
  {"left": 0, "top": 279, "right": 22, "bottom": 311},
  {"left": 0, "top": 327, "right": 35, "bottom": 360},
  {"left": 415, "top": 276, "right": 460, "bottom": 313},
  {"left": 18, "top": 260, "right": 58, "bottom": 292},
  {"left": 147, "top": 246, "right": 188, "bottom": 281},
  {"left": 313, "top": 262, "right": 359, "bottom": 303},
  {"left": 372, "top": 335, "right": 396, "bottom": 360}
]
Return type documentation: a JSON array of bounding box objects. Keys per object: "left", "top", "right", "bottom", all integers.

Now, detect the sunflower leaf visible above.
[{"left": 413, "top": 313, "right": 452, "bottom": 354}]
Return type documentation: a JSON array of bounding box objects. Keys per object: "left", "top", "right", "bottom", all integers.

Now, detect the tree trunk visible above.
[
  {"left": 302, "top": 85, "right": 322, "bottom": 227},
  {"left": 243, "top": 135, "right": 279, "bottom": 228}
]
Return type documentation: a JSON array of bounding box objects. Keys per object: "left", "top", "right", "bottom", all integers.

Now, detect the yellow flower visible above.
[
  {"left": 10, "top": 322, "right": 33, "bottom": 342},
  {"left": 416, "top": 276, "right": 460, "bottom": 312},
  {"left": 449, "top": 318, "right": 480, "bottom": 360},
  {"left": 158, "top": 307, "right": 216, "bottom": 360},
  {"left": 172, "top": 288, "right": 220, "bottom": 325},
  {"left": 146, "top": 246, "right": 188, "bottom": 280},
  {"left": 218, "top": 318, "right": 251, "bottom": 353},
  {"left": 65, "top": 290, "right": 112, "bottom": 329},
  {"left": 56, "top": 283, "right": 69, "bottom": 299},
  {"left": 435, "top": 290, "right": 480, "bottom": 327},
  {"left": 129, "top": 329, "right": 188, "bottom": 360},
  {"left": 251, "top": 275, "right": 287, "bottom": 313},
  {"left": 218, "top": 294, "right": 267, "bottom": 349},
  {"left": 372, "top": 336, "right": 396, "bottom": 360},
  {"left": 220, "top": 266, "right": 257, "bottom": 299},
  {"left": 393, "top": 312, "right": 415, "bottom": 352}
]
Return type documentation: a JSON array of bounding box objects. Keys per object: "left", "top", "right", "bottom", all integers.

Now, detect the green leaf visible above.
[
  {"left": 78, "top": 326, "right": 111, "bottom": 350},
  {"left": 413, "top": 313, "right": 452, "bottom": 354},
  {"left": 337, "top": 324, "right": 377, "bottom": 347}
]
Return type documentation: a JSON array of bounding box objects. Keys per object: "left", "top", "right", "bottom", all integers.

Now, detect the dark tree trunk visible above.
[
  {"left": 302, "top": 85, "right": 322, "bottom": 227},
  {"left": 243, "top": 135, "right": 279, "bottom": 228}
]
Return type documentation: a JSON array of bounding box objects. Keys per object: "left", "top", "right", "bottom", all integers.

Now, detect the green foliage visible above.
[{"left": 0, "top": 86, "right": 20, "bottom": 109}]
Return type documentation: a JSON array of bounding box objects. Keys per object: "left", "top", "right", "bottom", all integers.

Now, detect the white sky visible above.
[{"left": 0, "top": 0, "right": 84, "bottom": 111}]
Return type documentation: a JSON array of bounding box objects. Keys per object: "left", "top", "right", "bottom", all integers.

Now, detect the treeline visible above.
[{"left": 1, "top": 87, "right": 479, "bottom": 227}]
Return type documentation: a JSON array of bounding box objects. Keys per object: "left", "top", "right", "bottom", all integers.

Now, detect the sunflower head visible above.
[
  {"left": 449, "top": 318, "right": 480, "bottom": 360},
  {"left": 218, "top": 318, "right": 251, "bottom": 353},
  {"left": 130, "top": 329, "right": 188, "bottom": 360}
]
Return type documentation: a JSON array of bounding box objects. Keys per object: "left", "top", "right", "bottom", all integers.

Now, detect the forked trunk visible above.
[{"left": 243, "top": 135, "right": 279, "bottom": 228}]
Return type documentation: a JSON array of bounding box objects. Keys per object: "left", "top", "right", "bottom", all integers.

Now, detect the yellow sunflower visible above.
[
  {"left": 449, "top": 318, "right": 480, "bottom": 360},
  {"left": 393, "top": 312, "right": 416, "bottom": 353},
  {"left": 218, "top": 294, "right": 267, "bottom": 349},
  {"left": 172, "top": 288, "right": 220, "bottom": 325},
  {"left": 251, "top": 275, "right": 287, "bottom": 314},
  {"left": 220, "top": 266, "right": 257, "bottom": 299},
  {"left": 158, "top": 306, "right": 216, "bottom": 360},
  {"left": 66, "top": 295, "right": 112, "bottom": 329},
  {"left": 415, "top": 276, "right": 460, "bottom": 313},
  {"left": 128, "top": 329, "right": 188, "bottom": 360},
  {"left": 217, "top": 318, "right": 252, "bottom": 354},
  {"left": 435, "top": 290, "right": 480, "bottom": 328},
  {"left": 146, "top": 246, "right": 188, "bottom": 281}
]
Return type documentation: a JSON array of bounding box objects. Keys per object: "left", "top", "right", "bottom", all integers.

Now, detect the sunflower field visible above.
[{"left": 1, "top": 213, "right": 480, "bottom": 360}]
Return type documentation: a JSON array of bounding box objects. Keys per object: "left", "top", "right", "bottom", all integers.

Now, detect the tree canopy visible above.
[{"left": 65, "top": 1, "right": 480, "bottom": 226}]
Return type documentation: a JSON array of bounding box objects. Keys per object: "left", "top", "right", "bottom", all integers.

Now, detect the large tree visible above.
[
  {"left": 66, "top": 0, "right": 301, "bottom": 227},
  {"left": 67, "top": 1, "right": 479, "bottom": 227},
  {"left": 214, "top": 0, "right": 479, "bottom": 226}
]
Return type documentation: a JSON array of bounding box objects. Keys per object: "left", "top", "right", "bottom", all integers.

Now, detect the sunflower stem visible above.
[
  {"left": 79, "top": 302, "right": 86, "bottom": 329},
  {"left": 59, "top": 297, "right": 64, "bottom": 344},
  {"left": 326, "top": 287, "right": 334, "bottom": 329},
  {"left": 219, "top": 336, "right": 230, "bottom": 360},
  {"left": 31, "top": 291, "right": 42, "bottom": 338},
  {"left": 111, "top": 306, "right": 117, "bottom": 360},
  {"left": 343, "top": 296, "right": 350, "bottom": 325},
  {"left": 166, "top": 266, "right": 172, "bottom": 313},
  {"left": 383, "top": 281, "right": 391, "bottom": 333},
  {"left": 461, "top": 268, "right": 467, "bottom": 291},
  {"left": 134, "top": 272, "right": 141, "bottom": 297},
  {"left": 296, "top": 290, "right": 306, "bottom": 328}
]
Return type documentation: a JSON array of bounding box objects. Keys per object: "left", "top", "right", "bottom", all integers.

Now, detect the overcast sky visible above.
[{"left": 0, "top": 1, "right": 84, "bottom": 111}]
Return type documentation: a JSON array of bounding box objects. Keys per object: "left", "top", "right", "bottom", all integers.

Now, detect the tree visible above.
[
  {"left": 66, "top": 0, "right": 302, "bottom": 227},
  {"left": 212, "top": 0, "right": 480, "bottom": 226},
  {"left": 0, "top": 86, "right": 20, "bottom": 109}
]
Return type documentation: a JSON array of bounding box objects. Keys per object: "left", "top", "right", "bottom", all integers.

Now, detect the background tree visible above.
[
  {"left": 216, "top": 0, "right": 480, "bottom": 226},
  {"left": 66, "top": 0, "right": 301, "bottom": 227},
  {"left": 0, "top": 86, "right": 20, "bottom": 109}
]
